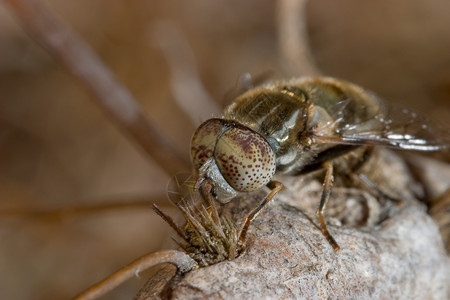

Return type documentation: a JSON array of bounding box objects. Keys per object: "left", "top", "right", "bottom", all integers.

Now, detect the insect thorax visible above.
[
  {"left": 222, "top": 77, "right": 385, "bottom": 175},
  {"left": 222, "top": 86, "right": 318, "bottom": 175}
]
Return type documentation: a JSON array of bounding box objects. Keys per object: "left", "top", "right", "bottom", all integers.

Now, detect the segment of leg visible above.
[
  {"left": 356, "top": 173, "right": 402, "bottom": 205},
  {"left": 235, "top": 181, "right": 284, "bottom": 251},
  {"left": 350, "top": 147, "right": 402, "bottom": 206},
  {"left": 316, "top": 161, "right": 340, "bottom": 252},
  {"left": 351, "top": 146, "right": 373, "bottom": 173}
]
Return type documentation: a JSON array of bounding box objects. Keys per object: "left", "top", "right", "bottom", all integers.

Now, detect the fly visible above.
[{"left": 189, "top": 76, "right": 450, "bottom": 252}]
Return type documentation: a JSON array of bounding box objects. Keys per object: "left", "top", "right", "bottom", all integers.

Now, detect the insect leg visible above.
[
  {"left": 351, "top": 147, "right": 373, "bottom": 173},
  {"left": 233, "top": 181, "right": 284, "bottom": 257},
  {"left": 357, "top": 173, "right": 402, "bottom": 205},
  {"left": 351, "top": 147, "right": 402, "bottom": 205},
  {"left": 316, "top": 161, "right": 341, "bottom": 252}
]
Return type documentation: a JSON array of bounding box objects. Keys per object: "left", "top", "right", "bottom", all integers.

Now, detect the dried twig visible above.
[
  {"left": 72, "top": 250, "right": 197, "bottom": 300},
  {"left": 4, "top": 0, "right": 190, "bottom": 175},
  {"left": 0, "top": 197, "right": 169, "bottom": 221},
  {"left": 276, "top": 0, "right": 321, "bottom": 76},
  {"left": 151, "top": 21, "right": 221, "bottom": 125}
]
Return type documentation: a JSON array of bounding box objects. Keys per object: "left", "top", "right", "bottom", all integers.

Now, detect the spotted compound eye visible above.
[
  {"left": 214, "top": 127, "right": 276, "bottom": 192},
  {"left": 190, "top": 119, "right": 225, "bottom": 171}
]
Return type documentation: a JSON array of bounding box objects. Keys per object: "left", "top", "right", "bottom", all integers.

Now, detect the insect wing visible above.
[
  {"left": 311, "top": 94, "right": 450, "bottom": 151},
  {"left": 167, "top": 173, "right": 202, "bottom": 207}
]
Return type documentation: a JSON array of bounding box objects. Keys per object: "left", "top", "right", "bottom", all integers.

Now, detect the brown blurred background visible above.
[{"left": 0, "top": 0, "right": 449, "bottom": 299}]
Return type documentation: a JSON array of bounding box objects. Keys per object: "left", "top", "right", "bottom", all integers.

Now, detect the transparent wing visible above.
[
  {"left": 311, "top": 95, "right": 450, "bottom": 152},
  {"left": 167, "top": 172, "right": 202, "bottom": 207}
]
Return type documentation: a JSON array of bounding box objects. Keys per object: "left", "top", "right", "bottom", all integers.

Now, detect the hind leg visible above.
[{"left": 350, "top": 148, "right": 402, "bottom": 205}]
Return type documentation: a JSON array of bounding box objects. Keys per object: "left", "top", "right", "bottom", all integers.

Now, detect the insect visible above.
[{"left": 190, "top": 76, "right": 449, "bottom": 252}]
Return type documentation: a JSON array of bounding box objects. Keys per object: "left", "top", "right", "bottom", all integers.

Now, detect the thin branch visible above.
[
  {"left": 0, "top": 197, "right": 169, "bottom": 222},
  {"left": 276, "top": 0, "right": 321, "bottom": 76},
  {"left": 4, "top": 0, "right": 190, "bottom": 175},
  {"left": 151, "top": 20, "right": 221, "bottom": 125},
  {"left": 72, "top": 250, "right": 197, "bottom": 300}
]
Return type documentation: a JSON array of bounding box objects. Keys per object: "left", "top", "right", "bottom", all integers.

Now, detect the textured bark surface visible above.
[{"left": 135, "top": 150, "right": 450, "bottom": 299}]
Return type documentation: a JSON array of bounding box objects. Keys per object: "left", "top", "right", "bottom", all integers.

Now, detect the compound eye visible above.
[
  {"left": 190, "top": 119, "right": 225, "bottom": 171},
  {"left": 214, "top": 127, "right": 276, "bottom": 192}
]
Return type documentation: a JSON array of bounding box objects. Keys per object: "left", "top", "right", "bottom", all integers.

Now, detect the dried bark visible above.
[{"left": 135, "top": 150, "right": 449, "bottom": 299}]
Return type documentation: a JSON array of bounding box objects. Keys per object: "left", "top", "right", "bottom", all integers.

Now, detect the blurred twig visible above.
[
  {"left": 151, "top": 21, "right": 221, "bottom": 126},
  {"left": 277, "top": 0, "right": 321, "bottom": 76},
  {"left": 0, "top": 197, "right": 170, "bottom": 222},
  {"left": 72, "top": 249, "right": 197, "bottom": 300},
  {"left": 4, "top": 0, "right": 190, "bottom": 175}
]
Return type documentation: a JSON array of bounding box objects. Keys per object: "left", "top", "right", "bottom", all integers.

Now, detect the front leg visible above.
[
  {"left": 316, "top": 161, "right": 340, "bottom": 252},
  {"left": 231, "top": 181, "right": 284, "bottom": 258}
]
